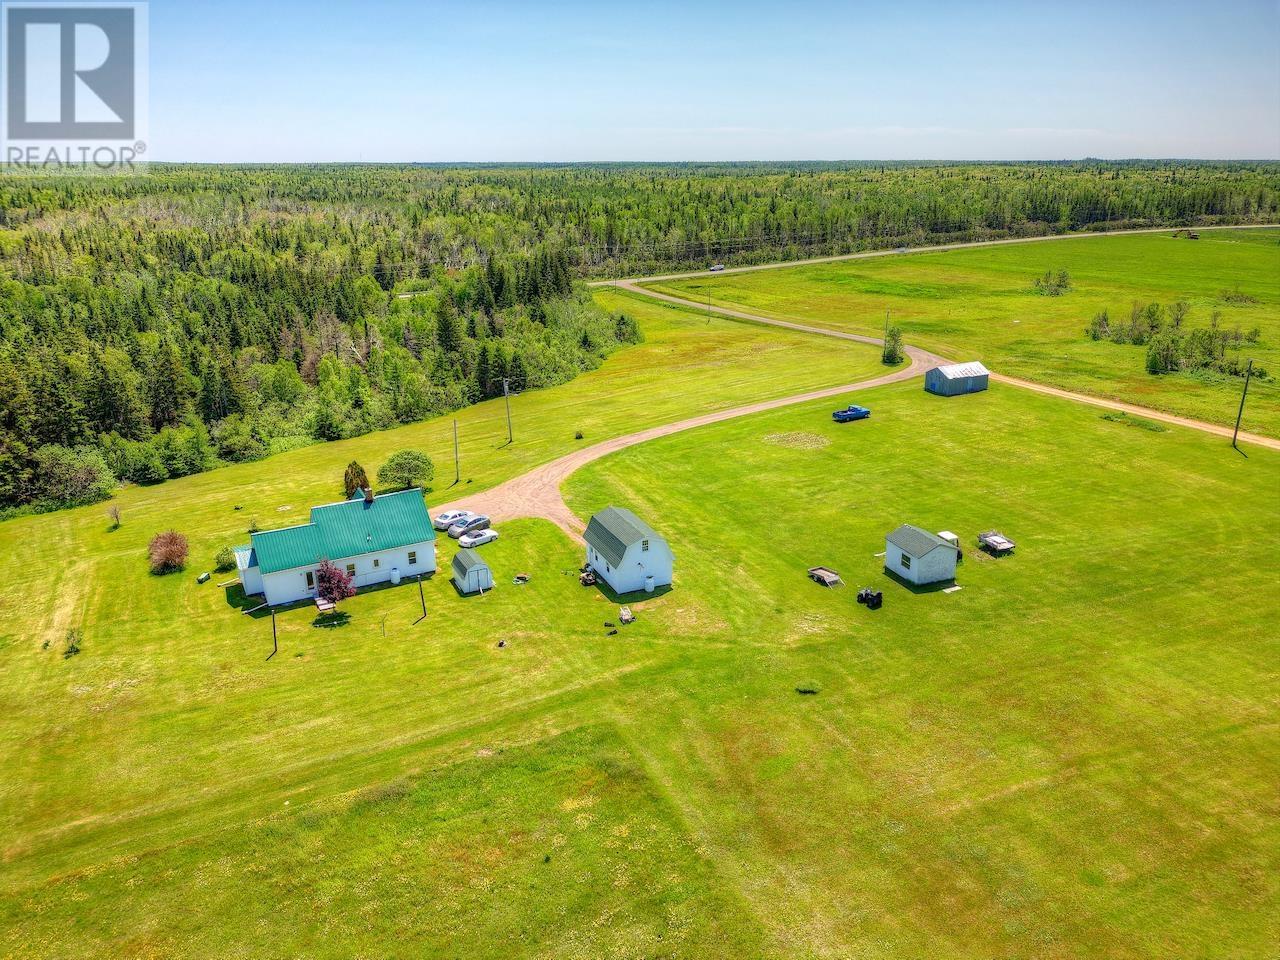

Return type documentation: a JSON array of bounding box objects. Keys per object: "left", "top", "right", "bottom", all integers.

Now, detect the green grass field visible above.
[
  {"left": 646, "top": 229, "right": 1280, "bottom": 436},
  {"left": 2, "top": 273, "right": 1277, "bottom": 957}
]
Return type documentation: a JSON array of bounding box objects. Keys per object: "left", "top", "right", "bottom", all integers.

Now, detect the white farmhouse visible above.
[
  {"left": 235, "top": 487, "right": 437, "bottom": 606},
  {"left": 584, "top": 506, "right": 673, "bottom": 595},
  {"left": 885, "top": 524, "right": 959, "bottom": 586}
]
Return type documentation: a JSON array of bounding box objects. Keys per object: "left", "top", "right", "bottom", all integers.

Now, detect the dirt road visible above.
[
  {"left": 588, "top": 223, "right": 1278, "bottom": 287},
  {"left": 435, "top": 341, "right": 943, "bottom": 540},
  {"left": 437, "top": 235, "right": 1277, "bottom": 539}
]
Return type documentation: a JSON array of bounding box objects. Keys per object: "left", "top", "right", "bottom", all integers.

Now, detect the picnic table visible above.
[{"left": 315, "top": 597, "right": 336, "bottom": 613}]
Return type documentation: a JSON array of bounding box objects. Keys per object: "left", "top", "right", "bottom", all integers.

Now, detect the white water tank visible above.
[
  {"left": 645, "top": 575, "right": 655, "bottom": 593},
  {"left": 391, "top": 567, "right": 401, "bottom": 585}
]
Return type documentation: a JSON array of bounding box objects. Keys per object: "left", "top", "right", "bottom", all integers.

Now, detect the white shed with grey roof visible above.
[
  {"left": 925, "top": 361, "right": 990, "bottom": 396},
  {"left": 584, "top": 506, "right": 673, "bottom": 595},
  {"left": 885, "top": 524, "right": 959, "bottom": 586},
  {"left": 451, "top": 548, "right": 493, "bottom": 595}
]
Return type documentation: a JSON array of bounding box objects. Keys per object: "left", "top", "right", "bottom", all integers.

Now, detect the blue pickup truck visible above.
[{"left": 832, "top": 404, "right": 871, "bottom": 423}]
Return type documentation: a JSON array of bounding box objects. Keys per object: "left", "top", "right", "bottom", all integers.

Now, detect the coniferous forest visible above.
[{"left": 1, "top": 160, "right": 1277, "bottom": 514}]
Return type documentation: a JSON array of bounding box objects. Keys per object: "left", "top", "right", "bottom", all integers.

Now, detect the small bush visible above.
[
  {"left": 149, "top": 530, "right": 189, "bottom": 574},
  {"left": 574, "top": 430, "right": 584, "bottom": 440},
  {"left": 63, "top": 628, "right": 82, "bottom": 659},
  {"left": 214, "top": 546, "right": 237, "bottom": 572}
]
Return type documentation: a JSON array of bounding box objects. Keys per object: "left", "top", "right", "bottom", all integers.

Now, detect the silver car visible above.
[
  {"left": 458, "top": 528, "right": 499, "bottom": 548},
  {"left": 433, "top": 509, "right": 473, "bottom": 531},
  {"left": 448, "top": 515, "right": 491, "bottom": 539}
]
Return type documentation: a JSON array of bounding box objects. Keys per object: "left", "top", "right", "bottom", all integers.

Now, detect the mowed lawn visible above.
[
  {"left": 646, "top": 228, "right": 1280, "bottom": 436},
  {"left": 3, "top": 370, "right": 1276, "bottom": 957},
  {"left": 563, "top": 380, "right": 1280, "bottom": 958},
  {"left": 0, "top": 294, "right": 881, "bottom": 956}
]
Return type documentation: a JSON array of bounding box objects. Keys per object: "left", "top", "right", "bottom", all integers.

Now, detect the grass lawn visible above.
[
  {"left": 562, "top": 380, "right": 1280, "bottom": 957},
  {"left": 2, "top": 281, "right": 1276, "bottom": 956},
  {"left": 0, "top": 292, "right": 879, "bottom": 956},
  {"left": 645, "top": 229, "right": 1280, "bottom": 436}
]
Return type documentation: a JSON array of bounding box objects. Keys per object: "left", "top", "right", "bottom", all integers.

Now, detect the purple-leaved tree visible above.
[{"left": 315, "top": 558, "right": 356, "bottom": 606}]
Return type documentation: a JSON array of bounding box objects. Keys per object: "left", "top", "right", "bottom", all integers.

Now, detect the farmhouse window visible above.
[
  {"left": 901, "top": 554, "right": 912, "bottom": 570},
  {"left": 408, "top": 551, "right": 417, "bottom": 565},
  {"left": 346, "top": 563, "right": 356, "bottom": 576},
  {"left": 305, "top": 571, "right": 315, "bottom": 589},
  {"left": 373, "top": 558, "right": 380, "bottom": 569},
  {"left": 642, "top": 539, "right": 649, "bottom": 552}
]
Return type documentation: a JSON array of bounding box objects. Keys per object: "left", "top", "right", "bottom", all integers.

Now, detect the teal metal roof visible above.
[
  {"left": 251, "top": 488, "right": 435, "bottom": 575},
  {"left": 584, "top": 506, "right": 661, "bottom": 569}
]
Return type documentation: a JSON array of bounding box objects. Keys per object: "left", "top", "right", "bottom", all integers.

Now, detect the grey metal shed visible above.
[
  {"left": 451, "top": 548, "right": 493, "bottom": 595},
  {"left": 925, "top": 361, "right": 990, "bottom": 396}
]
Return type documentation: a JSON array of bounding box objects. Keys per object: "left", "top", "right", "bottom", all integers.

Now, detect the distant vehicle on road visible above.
[
  {"left": 709, "top": 263, "right": 725, "bottom": 271},
  {"left": 448, "top": 515, "right": 491, "bottom": 539},
  {"left": 832, "top": 404, "right": 871, "bottom": 423},
  {"left": 433, "top": 509, "right": 473, "bottom": 531},
  {"left": 458, "top": 528, "right": 499, "bottom": 548},
  {"left": 895, "top": 246, "right": 908, "bottom": 253}
]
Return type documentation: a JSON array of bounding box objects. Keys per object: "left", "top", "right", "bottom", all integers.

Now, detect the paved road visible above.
[{"left": 587, "top": 223, "right": 1278, "bottom": 287}]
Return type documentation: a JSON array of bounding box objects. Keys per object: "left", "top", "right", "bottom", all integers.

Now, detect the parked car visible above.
[
  {"left": 709, "top": 263, "right": 725, "bottom": 271},
  {"left": 433, "top": 509, "right": 474, "bottom": 531},
  {"left": 458, "top": 528, "right": 499, "bottom": 548},
  {"left": 448, "top": 514, "right": 491, "bottom": 539},
  {"left": 832, "top": 404, "right": 871, "bottom": 423}
]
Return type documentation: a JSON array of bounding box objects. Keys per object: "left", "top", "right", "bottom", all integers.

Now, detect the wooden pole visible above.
[
  {"left": 453, "top": 419, "right": 460, "bottom": 484},
  {"left": 1232, "top": 359, "right": 1254, "bottom": 449},
  {"left": 503, "top": 378, "right": 513, "bottom": 444}
]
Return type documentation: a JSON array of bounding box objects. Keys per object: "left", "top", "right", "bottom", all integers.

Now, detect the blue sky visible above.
[{"left": 152, "top": 0, "right": 1280, "bottom": 161}]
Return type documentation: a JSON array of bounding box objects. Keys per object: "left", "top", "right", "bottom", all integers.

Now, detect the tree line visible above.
[{"left": 1, "top": 161, "right": 1276, "bottom": 515}]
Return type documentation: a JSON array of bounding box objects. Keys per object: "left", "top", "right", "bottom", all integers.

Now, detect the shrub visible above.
[
  {"left": 214, "top": 546, "right": 237, "bottom": 572},
  {"left": 376, "top": 450, "right": 434, "bottom": 490},
  {"left": 574, "top": 430, "right": 584, "bottom": 440},
  {"left": 106, "top": 505, "right": 121, "bottom": 529},
  {"left": 63, "top": 628, "right": 82, "bottom": 659},
  {"left": 881, "top": 325, "right": 904, "bottom": 365},
  {"left": 149, "top": 530, "right": 189, "bottom": 574}
]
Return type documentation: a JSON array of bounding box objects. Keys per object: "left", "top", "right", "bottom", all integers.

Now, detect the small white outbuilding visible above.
[
  {"left": 451, "top": 548, "right": 493, "bottom": 595},
  {"left": 584, "top": 506, "right": 673, "bottom": 595},
  {"left": 885, "top": 524, "right": 959, "bottom": 586}
]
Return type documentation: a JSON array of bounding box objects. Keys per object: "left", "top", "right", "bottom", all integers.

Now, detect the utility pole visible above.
[
  {"left": 452, "top": 419, "right": 460, "bottom": 485},
  {"left": 1232, "top": 359, "right": 1254, "bottom": 450},
  {"left": 502, "top": 378, "right": 513, "bottom": 445},
  {"left": 415, "top": 575, "right": 427, "bottom": 623},
  {"left": 267, "top": 608, "right": 277, "bottom": 661}
]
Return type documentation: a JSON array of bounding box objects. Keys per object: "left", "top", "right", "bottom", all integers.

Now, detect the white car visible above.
[
  {"left": 458, "top": 528, "right": 499, "bottom": 548},
  {"left": 433, "top": 509, "right": 474, "bottom": 531}
]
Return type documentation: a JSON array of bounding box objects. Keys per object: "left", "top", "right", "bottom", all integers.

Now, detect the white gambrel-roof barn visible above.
[
  {"left": 925, "top": 361, "right": 990, "bottom": 396},
  {"left": 584, "top": 506, "right": 673, "bottom": 595}
]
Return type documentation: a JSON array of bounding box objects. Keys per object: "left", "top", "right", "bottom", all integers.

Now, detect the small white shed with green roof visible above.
[
  {"left": 451, "top": 548, "right": 493, "bottom": 595},
  {"left": 886, "top": 524, "right": 959, "bottom": 586},
  {"left": 584, "top": 506, "right": 673, "bottom": 595}
]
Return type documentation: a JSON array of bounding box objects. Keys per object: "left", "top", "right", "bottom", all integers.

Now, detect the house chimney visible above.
[{"left": 363, "top": 486, "right": 373, "bottom": 504}]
